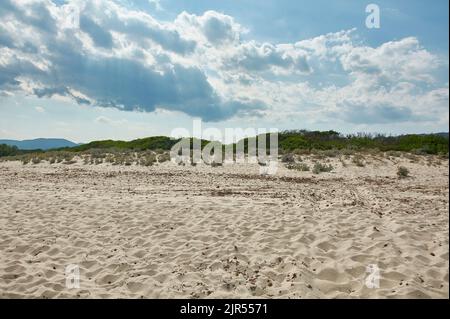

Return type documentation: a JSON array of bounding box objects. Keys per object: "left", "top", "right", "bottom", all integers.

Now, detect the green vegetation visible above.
[
  {"left": 0, "top": 144, "right": 20, "bottom": 157},
  {"left": 312, "top": 162, "right": 334, "bottom": 174},
  {"left": 1, "top": 131, "right": 448, "bottom": 169},
  {"left": 67, "top": 136, "right": 179, "bottom": 152},
  {"left": 352, "top": 155, "right": 366, "bottom": 167},
  {"left": 158, "top": 153, "right": 171, "bottom": 163},
  {"left": 2, "top": 131, "right": 449, "bottom": 157},
  {"left": 277, "top": 131, "right": 448, "bottom": 155},
  {"left": 286, "top": 163, "right": 310, "bottom": 171},
  {"left": 281, "top": 153, "right": 295, "bottom": 163},
  {"left": 397, "top": 166, "right": 410, "bottom": 178}
]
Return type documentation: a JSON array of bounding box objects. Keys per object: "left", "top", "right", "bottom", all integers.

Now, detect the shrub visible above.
[
  {"left": 286, "top": 163, "right": 310, "bottom": 171},
  {"left": 397, "top": 166, "right": 409, "bottom": 178},
  {"left": 63, "top": 160, "right": 77, "bottom": 165},
  {"left": 158, "top": 153, "right": 171, "bottom": 163},
  {"left": 341, "top": 148, "right": 355, "bottom": 156},
  {"left": 0, "top": 144, "right": 20, "bottom": 157},
  {"left": 139, "top": 155, "right": 156, "bottom": 166},
  {"left": 404, "top": 153, "right": 419, "bottom": 162},
  {"left": 352, "top": 155, "right": 365, "bottom": 167},
  {"left": 281, "top": 153, "right": 295, "bottom": 163},
  {"left": 105, "top": 155, "right": 115, "bottom": 163},
  {"left": 32, "top": 157, "right": 41, "bottom": 164},
  {"left": 312, "top": 162, "right": 333, "bottom": 174},
  {"left": 88, "top": 149, "right": 107, "bottom": 159}
]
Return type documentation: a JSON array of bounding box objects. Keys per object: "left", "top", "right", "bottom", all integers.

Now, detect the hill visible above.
[
  {"left": 0, "top": 138, "right": 78, "bottom": 150},
  {"left": 64, "top": 131, "right": 448, "bottom": 155}
]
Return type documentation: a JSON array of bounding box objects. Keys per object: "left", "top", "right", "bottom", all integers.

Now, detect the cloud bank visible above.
[{"left": 0, "top": 0, "right": 448, "bottom": 125}]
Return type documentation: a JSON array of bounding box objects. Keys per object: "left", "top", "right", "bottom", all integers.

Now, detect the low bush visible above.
[
  {"left": 312, "top": 162, "right": 333, "bottom": 174},
  {"left": 286, "top": 163, "right": 310, "bottom": 171},
  {"left": 281, "top": 153, "right": 295, "bottom": 163},
  {"left": 397, "top": 166, "right": 410, "bottom": 178},
  {"left": 352, "top": 155, "right": 365, "bottom": 167}
]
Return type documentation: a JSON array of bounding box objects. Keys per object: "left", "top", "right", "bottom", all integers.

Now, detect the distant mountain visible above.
[{"left": 0, "top": 138, "right": 78, "bottom": 150}]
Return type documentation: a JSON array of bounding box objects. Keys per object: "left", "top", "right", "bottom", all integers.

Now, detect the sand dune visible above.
[{"left": 0, "top": 155, "right": 448, "bottom": 298}]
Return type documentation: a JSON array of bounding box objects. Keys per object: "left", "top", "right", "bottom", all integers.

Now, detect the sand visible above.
[{"left": 0, "top": 154, "right": 448, "bottom": 298}]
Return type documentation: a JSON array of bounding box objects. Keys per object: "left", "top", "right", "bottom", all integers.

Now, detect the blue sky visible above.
[{"left": 0, "top": 0, "right": 448, "bottom": 143}]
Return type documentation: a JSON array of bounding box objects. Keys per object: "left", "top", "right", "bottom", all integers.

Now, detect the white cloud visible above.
[{"left": 0, "top": 0, "right": 447, "bottom": 127}]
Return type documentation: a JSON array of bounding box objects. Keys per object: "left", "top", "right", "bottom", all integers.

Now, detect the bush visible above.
[
  {"left": 286, "top": 163, "right": 310, "bottom": 171},
  {"left": 139, "top": 155, "right": 156, "bottom": 166},
  {"left": 352, "top": 155, "right": 365, "bottom": 167},
  {"left": 341, "top": 148, "right": 355, "bottom": 156},
  {"left": 281, "top": 153, "right": 295, "bottom": 163},
  {"left": 339, "top": 157, "right": 347, "bottom": 167},
  {"left": 0, "top": 144, "right": 20, "bottom": 157},
  {"left": 158, "top": 153, "right": 171, "bottom": 163},
  {"left": 312, "top": 162, "right": 333, "bottom": 174},
  {"left": 32, "top": 157, "right": 41, "bottom": 164},
  {"left": 397, "top": 166, "right": 409, "bottom": 178}
]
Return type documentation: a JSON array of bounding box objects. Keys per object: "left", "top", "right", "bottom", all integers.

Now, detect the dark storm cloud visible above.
[{"left": 0, "top": 0, "right": 265, "bottom": 121}]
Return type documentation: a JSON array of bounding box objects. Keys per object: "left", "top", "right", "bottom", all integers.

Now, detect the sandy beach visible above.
[{"left": 0, "top": 154, "right": 448, "bottom": 298}]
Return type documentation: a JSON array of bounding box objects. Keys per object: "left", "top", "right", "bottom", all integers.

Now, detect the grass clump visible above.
[
  {"left": 312, "top": 162, "right": 333, "bottom": 174},
  {"left": 158, "top": 153, "right": 171, "bottom": 163},
  {"left": 352, "top": 155, "right": 365, "bottom": 167},
  {"left": 281, "top": 153, "right": 295, "bottom": 163},
  {"left": 397, "top": 166, "right": 410, "bottom": 178},
  {"left": 139, "top": 154, "right": 156, "bottom": 166},
  {"left": 286, "top": 163, "right": 310, "bottom": 171}
]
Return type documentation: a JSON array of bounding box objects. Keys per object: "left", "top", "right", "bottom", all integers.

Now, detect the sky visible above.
[{"left": 0, "top": 0, "right": 448, "bottom": 143}]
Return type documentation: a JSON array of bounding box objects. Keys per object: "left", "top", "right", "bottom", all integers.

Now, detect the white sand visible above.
[{"left": 0, "top": 154, "right": 448, "bottom": 298}]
